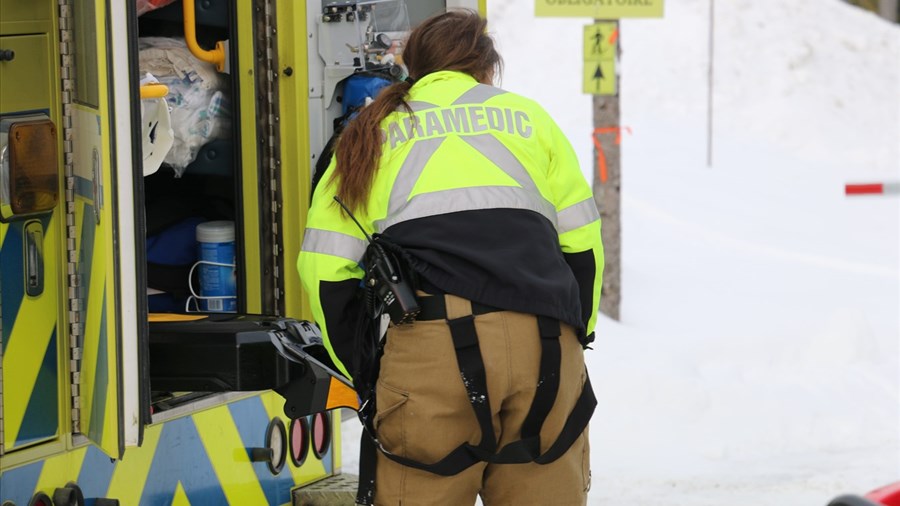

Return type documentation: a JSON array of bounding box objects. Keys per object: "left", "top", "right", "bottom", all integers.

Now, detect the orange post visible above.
[{"left": 592, "top": 126, "right": 631, "bottom": 184}]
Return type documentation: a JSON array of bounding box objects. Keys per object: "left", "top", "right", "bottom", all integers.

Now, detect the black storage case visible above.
[{"left": 148, "top": 313, "right": 302, "bottom": 392}]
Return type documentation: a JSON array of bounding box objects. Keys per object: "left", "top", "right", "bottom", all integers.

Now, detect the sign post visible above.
[
  {"left": 584, "top": 20, "right": 621, "bottom": 319},
  {"left": 537, "top": 0, "right": 664, "bottom": 321}
]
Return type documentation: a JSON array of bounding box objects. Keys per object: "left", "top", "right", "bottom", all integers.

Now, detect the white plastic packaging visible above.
[{"left": 138, "top": 37, "right": 232, "bottom": 175}]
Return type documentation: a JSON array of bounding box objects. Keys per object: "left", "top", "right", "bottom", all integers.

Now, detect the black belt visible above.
[{"left": 415, "top": 295, "right": 504, "bottom": 321}]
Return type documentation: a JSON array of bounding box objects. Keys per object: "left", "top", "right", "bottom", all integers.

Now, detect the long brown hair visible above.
[{"left": 331, "top": 10, "right": 503, "bottom": 213}]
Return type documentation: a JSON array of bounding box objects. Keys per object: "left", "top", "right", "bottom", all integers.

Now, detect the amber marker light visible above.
[{"left": 2, "top": 118, "right": 58, "bottom": 219}]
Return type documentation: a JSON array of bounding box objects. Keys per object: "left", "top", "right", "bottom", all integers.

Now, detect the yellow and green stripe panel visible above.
[
  {"left": 0, "top": 213, "right": 61, "bottom": 452},
  {"left": 67, "top": 106, "right": 124, "bottom": 458},
  {"left": 71, "top": 188, "right": 120, "bottom": 458},
  {"left": 0, "top": 392, "right": 341, "bottom": 505}
]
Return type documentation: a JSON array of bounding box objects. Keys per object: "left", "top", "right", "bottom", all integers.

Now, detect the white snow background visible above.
[{"left": 340, "top": 0, "right": 900, "bottom": 504}]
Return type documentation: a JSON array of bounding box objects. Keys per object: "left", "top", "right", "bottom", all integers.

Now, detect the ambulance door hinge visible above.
[
  {"left": 254, "top": 0, "right": 284, "bottom": 315},
  {"left": 58, "top": 0, "right": 82, "bottom": 435}
]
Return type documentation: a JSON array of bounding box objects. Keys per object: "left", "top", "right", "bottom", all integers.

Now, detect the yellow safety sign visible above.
[
  {"left": 536, "top": 0, "right": 664, "bottom": 18},
  {"left": 584, "top": 22, "right": 617, "bottom": 61},
  {"left": 583, "top": 22, "right": 617, "bottom": 95},
  {"left": 583, "top": 60, "right": 616, "bottom": 95}
]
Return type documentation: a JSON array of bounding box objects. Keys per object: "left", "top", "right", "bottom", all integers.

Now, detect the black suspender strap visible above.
[
  {"left": 356, "top": 425, "right": 378, "bottom": 505},
  {"left": 522, "top": 316, "right": 562, "bottom": 439},
  {"left": 535, "top": 372, "right": 596, "bottom": 464},
  {"left": 481, "top": 316, "right": 563, "bottom": 464},
  {"left": 447, "top": 314, "right": 498, "bottom": 454}
]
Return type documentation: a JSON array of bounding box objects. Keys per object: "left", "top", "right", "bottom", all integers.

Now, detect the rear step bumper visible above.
[{"left": 294, "top": 473, "right": 359, "bottom": 505}]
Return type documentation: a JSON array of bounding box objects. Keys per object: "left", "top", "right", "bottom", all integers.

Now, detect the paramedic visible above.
[{"left": 297, "top": 10, "right": 603, "bottom": 506}]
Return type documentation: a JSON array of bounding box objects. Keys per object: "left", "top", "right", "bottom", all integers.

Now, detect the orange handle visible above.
[
  {"left": 183, "top": 0, "right": 226, "bottom": 72},
  {"left": 139, "top": 84, "right": 169, "bottom": 99}
]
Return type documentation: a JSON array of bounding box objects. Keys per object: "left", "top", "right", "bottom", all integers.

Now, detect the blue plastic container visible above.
[{"left": 196, "top": 220, "right": 237, "bottom": 312}]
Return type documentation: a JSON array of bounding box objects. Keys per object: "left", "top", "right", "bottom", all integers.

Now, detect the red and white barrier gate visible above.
[{"left": 845, "top": 182, "right": 900, "bottom": 196}]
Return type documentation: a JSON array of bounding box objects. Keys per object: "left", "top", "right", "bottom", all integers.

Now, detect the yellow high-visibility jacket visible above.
[{"left": 298, "top": 71, "right": 603, "bottom": 378}]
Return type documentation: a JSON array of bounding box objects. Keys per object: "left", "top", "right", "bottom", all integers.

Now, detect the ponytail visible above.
[{"left": 331, "top": 79, "right": 413, "bottom": 214}]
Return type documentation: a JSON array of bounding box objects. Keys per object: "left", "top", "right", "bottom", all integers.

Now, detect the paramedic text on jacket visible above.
[{"left": 297, "top": 10, "right": 604, "bottom": 506}]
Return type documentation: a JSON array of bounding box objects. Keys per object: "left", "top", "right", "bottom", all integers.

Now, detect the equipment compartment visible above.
[{"left": 137, "top": 0, "right": 242, "bottom": 321}]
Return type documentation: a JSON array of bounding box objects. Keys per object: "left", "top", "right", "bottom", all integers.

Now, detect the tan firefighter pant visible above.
[{"left": 373, "top": 294, "right": 591, "bottom": 506}]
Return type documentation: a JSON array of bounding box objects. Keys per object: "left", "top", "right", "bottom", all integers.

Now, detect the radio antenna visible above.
[{"left": 333, "top": 196, "right": 374, "bottom": 243}]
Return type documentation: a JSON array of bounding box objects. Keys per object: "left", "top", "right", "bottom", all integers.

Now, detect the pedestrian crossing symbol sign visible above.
[{"left": 584, "top": 22, "right": 618, "bottom": 60}]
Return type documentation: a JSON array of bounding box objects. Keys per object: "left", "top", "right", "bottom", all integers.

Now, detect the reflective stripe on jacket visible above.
[{"left": 298, "top": 71, "right": 603, "bottom": 378}]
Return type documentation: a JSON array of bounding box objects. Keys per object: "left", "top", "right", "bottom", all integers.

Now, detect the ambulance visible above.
[{"left": 0, "top": 0, "right": 480, "bottom": 504}]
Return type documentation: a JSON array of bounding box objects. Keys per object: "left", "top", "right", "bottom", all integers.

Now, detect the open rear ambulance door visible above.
[{"left": 64, "top": 0, "right": 141, "bottom": 459}]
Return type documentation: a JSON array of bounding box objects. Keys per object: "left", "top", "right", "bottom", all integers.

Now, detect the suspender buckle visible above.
[
  {"left": 447, "top": 315, "right": 478, "bottom": 349},
  {"left": 537, "top": 315, "right": 561, "bottom": 339}
]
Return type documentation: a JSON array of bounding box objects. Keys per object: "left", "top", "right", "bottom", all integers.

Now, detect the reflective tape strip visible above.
[
  {"left": 557, "top": 197, "right": 600, "bottom": 234},
  {"left": 452, "top": 84, "right": 508, "bottom": 105},
  {"left": 460, "top": 134, "right": 540, "bottom": 193},
  {"left": 301, "top": 228, "right": 367, "bottom": 263},
  {"left": 406, "top": 101, "right": 438, "bottom": 112},
  {"left": 375, "top": 185, "right": 558, "bottom": 233},
  {"left": 388, "top": 137, "right": 445, "bottom": 214}
]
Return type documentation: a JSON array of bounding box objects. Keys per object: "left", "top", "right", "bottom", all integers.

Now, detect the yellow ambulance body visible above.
[{"left": 0, "top": 0, "right": 481, "bottom": 504}]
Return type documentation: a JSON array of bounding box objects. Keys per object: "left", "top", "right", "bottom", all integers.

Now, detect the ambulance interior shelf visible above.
[{"left": 143, "top": 166, "right": 235, "bottom": 314}]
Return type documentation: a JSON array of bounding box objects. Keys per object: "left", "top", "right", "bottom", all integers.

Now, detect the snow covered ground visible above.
[{"left": 342, "top": 1, "right": 900, "bottom": 504}]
